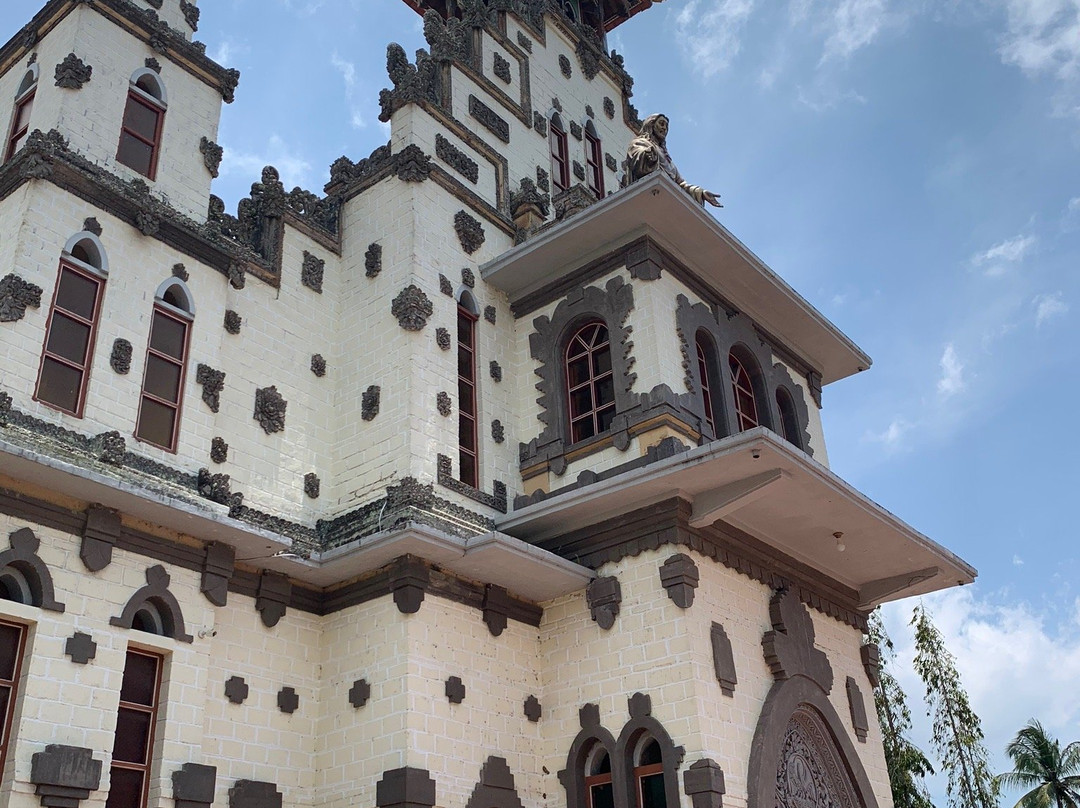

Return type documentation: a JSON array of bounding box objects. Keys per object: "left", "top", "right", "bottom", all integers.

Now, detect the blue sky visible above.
[{"left": 7, "top": 0, "right": 1080, "bottom": 802}]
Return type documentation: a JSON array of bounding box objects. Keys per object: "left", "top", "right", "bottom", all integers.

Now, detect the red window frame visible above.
[
  {"left": 457, "top": 303, "right": 479, "bottom": 488},
  {"left": 696, "top": 336, "right": 716, "bottom": 435},
  {"left": 135, "top": 304, "right": 191, "bottom": 452},
  {"left": 0, "top": 620, "right": 27, "bottom": 779},
  {"left": 565, "top": 321, "right": 616, "bottom": 444},
  {"left": 4, "top": 85, "right": 34, "bottom": 162},
  {"left": 585, "top": 748, "right": 614, "bottom": 808},
  {"left": 729, "top": 352, "right": 760, "bottom": 431},
  {"left": 33, "top": 260, "right": 107, "bottom": 417},
  {"left": 116, "top": 88, "right": 164, "bottom": 180},
  {"left": 106, "top": 648, "right": 163, "bottom": 808},
  {"left": 633, "top": 738, "right": 667, "bottom": 808},
  {"left": 550, "top": 117, "right": 570, "bottom": 193},
  {"left": 585, "top": 128, "right": 604, "bottom": 199}
]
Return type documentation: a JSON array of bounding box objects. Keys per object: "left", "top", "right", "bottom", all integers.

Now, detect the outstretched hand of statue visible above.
[{"left": 626, "top": 113, "right": 723, "bottom": 208}]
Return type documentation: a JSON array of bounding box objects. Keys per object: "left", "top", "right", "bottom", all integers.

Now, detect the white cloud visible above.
[
  {"left": 220, "top": 134, "right": 314, "bottom": 191},
  {"left": 1013, "top": 554, "right": 1025, "bottom": 565},
  {"left": 1070, "top": 196, "right": 1080, "bottom": 212},
  {"left": 208, "top": 38, "right": 249, "bottom": 67},
  {"left": 970, "top": 233, "right": 1037, "bottom": 276},
  {"left": 997, "top": 0, "right": 1080, "bottom": 117},
  {"left": 937, "top": 343, "right": 965, "bottom": 397},
  {"left": 331, "top": 53, "right": 367, "bottom": 130},
  {"left": 865, "top": 417, "right": 910, "bottom": 448},
  {"left": 675, "top": 0, "right": 757, "bottom": 79},
  {"left": 1033, "top": 290, "right": 1069, "bottom": 325},
  {"left": 820, "top": 0, "right": 892, "bottom": 62},
  {"left": 796, "top": 83, "right": 868, "bottom": 111}
]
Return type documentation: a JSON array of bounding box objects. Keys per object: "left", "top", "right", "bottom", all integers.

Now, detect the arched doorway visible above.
[{"left": 777, "top": 706, "right": 863, "bottom": 808}]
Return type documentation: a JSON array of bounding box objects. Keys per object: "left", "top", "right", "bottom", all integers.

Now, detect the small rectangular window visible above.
[
  {"left": 4, "top": 89, "right": 34, "bottom": 162},
  {"left": 0, "top": 621, "right": 27, "bottom": 778},
  {"left": 457, "top": 305, "right": 479, "bottom": 488},
  {"left": 550, "top": 122, "right": 570, "bottom": 193},
  {"left": 35, "top": 263, "right": 105, "bottom": 416},
  {"left": 106, "top": 649, "right": 162, "bottom": 808},
  {"left": 117, "top": 91, "right": 163, "bottom": 179},
  {"left": 135, "top": 307, "right": 190, "bottom": 451},
  {"left": 585, "top": 131, "right": 604, "bottom": 199}
]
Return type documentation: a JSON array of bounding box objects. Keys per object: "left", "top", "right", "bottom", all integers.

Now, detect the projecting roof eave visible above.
[
  {"left": 498, "top": 429, "right": 977, "bottom": 607},
  {"left": 481, "top": 173, "right": 872, "bottom": 386}
]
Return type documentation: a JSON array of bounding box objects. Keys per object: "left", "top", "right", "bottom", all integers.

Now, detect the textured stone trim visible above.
[
  {"left": 436, "top": 134, "right": 479, "bottom": 184},
  {"left": 376, "top": 768, "right": 436, "bottom": 808},
  {"left": 436, "top": 454, "right": 507, "bottom": 513},
  {"left": 846, "top": 677, "right": 869, "bottom": 742},
  {"left": 0, "top": 526, "right": 65, "bottom": 611},
  {"left": 392, "top": 285, "right": 433, "bottom": 330},
  {"left": 491, "top": 420, "right": 505, "bottom": 444},
  {"left": 517, "top": 32, "right": 532, "bottom": 52},
  {"left": 445, "top": 675, "right": 465, "bottom": 704},
  {"left": 465, "top": 757, "right": 524, "bottom": 808},
  {"left": 365, "top": 243, "right": 383, "bottom": 277},
  {"left": 0, "top": 273, "right": 42, "bottom": 322},
  {"left": 301, "top": 251, "right": 324, "bottom": 293},
  {"left": 362, "top": 385, "right": 380, "bottom": 420},
  {"left": 436, "top": 328, "right": 451, "bottom": 350},
  {"left": 468, "top": 94, "right": 510, "bottom": 143},
  {"left": 762, "top": 589, "right": 834, "bottom": 691},
  {"left": 439, "top": 274, "right": 454, "bottom": 296},
  {"left": 179, "top": 0, "right": 200, "bottom": 32},
  {"left": 223, "top": 310, "right": 241, "bottom": 334},
  {"left": 30, "top": 745, "right": 102, "bottom": 808},
  {"left": 558, "top": 54, "right": 572, "bottom": 78},
  {"left": 304, "top": 473, "right": 320, "bottom": 499},
  {"left": 109, "top": 564, "right": 192, "bottom": 641},
  {"left": 586, "top": 576, "right": 621, "bottom": 630},
  {"left": 64, "top": 631, "right": 96, "bottom": 665},
  {"left": 229, "top": 780, "right": 282, "bottom": 808},
  {"left": 710, "top": 622, "right": 737, "bottom": 696},
  {"left": 199, "top": 137, "right": 222, "bottom": 178},
  {"left": 454, "top": 210, "right": 485, "bottom": 254},
  {"left": 253, "top": 386, "right": 287, "bottom": 434},
  {"left": 310, "top": 354, "right": 326, "bottom": 377},
  {"left": 173, "top": 763, "right": 216, "bottom": 808},
  {"left": 255, "top": 570, "right": 291, "bottom": 627},
  {"left": 109, "top": 338, "right": 132, "bottom": 374},
  {"left": 492, "top": 52, "right": 512, "bottom": 83},
  {"left": 195, "top": 364, "right": 225, "bottom": 413},
  {"left": 569, "top": 120, "right": 583, "bottom": 141},
  {"left": 210, "top": 437, "right": 228, "bottom": 463},
  {"left": 54, "top": 53, "right": 90, "bottom": 88},
  {"left": 436, "top": 391, "right": 452, "bottom": 417}
]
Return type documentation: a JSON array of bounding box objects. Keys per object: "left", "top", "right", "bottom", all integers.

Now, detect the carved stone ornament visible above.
[
  {"left": 180, "top": 0, "right": 201, "bottom": 31},
  {"left": 606, "top": 152, "right": 618, "bottom": 172},
  {"left": 0, "top": 273, "right": 43, "bottom": 322},
  {"left": 172, "top": 263, "right": 189, "bottom": 281},
  {"left": 30, "top": 745, "right": 102, "bottom": 808},
  {"left": 256, "top": 570, "right": 292, "bottom": 628},
  {"left": 80, "top": 505, "right": 120, "bottom": 572},
  {"left": 210, "top": 437, "right": 228, "bottom": 463},
  {"left": 224, "top": 310, "right": 242, "bottom": 334},
  {"left": 510, "top": 177, "right": 550, "bottom": 222},
  {"left": 466, "top": 757, "right": 525, "bottom": 808},
  {"left": 302, "top": 251, "right": 324, "bottom": 293},
  {"left": 762, "top": 588, "right": 834, "bottom": 692},
  {"left": 395, "top": 143, "right": 433, "bottom": 183},
  {"left": 491, "top": 420, "right": 505, "bottom": 444},
  {"left": 392, "top": 285, "right": 433, "bottom": 331},
  {"left": 469, "top": 94, "right": 510, "bottom": 143},
  {"left": 435, "top": 327, "right": 451, "bottom": 350},
  {"left": 54, "top": 53, "right": 91, "bottom": 89},
  {"left": 437, "top": 391, "right": 452, "bottom": 417},
  {"left": 93, "top": 431, "right": 125, "bottom": 466},
  {"left": 135, "top": 209, "right": 160, "bottom": 236},
  {"left": 65, "top": 631, "right": 97, "bottom": 665},
  {"left": 536, "top": 166, "right": 550, "bottom": 192},
  {"left": 454, "top": 210, "right": 485, "bottom": 254},
  {"left": 82, "top": 217, "right": 102, "bottom": 236},
  {"left": 604, "top": 97, "right": 616, "bottom": 118},
  {"left": 533, "top": 112, "right": 548, "bottom": 137},
  {"left": 553, "top": 184, "right": 597, "bottom": 221},
  {"left": 659, "top": 552, "right": 699, "bottom": 608},
  {"left": 110, "top": 565, "right": 193, "bottom": 642},
  {"left": 110, "top": 339, "right": 132, "bottom": 374},
  {"left": 378, "top": 42, "right": 440, "bottom": 123},
  {"left": 173, "top": 763, "right": 216, "bottom": 808},
  {"left": 277, "top": 686, "right": 300, "bottom": 714},
  {"left": 1, "top": 527, "right": 65, "bottom": 611},
  {"left": 389, "top": 555, "right": 430, "bottom": 614},
  {"left": 0, "top": 391, "right": 10, "bottom": 427},
  {"left": 201, "top": 541, "right": 235, "bottom": 607},
  {"left": 569, "top": 120, "right": 583, "bottom": 140},
  {"left": 524, "top": 695, "right": 542, "bottom": 722},
  {"left": 586, "top": 105, "right": 595, "bottom": 119},
  {"left": 776, "top": 707, "right": 861, "bottom": 808},
  {"left": 197, "top": 468, "right": 239, "bottom": 508},
  {"left": 445, "top": 675, "right": 466, "bottom": 704},
  {"left": 145, "top": 56, "right": 162, "bottom": 74},
  {"left": 228, "top": 262, "right": 245, "bottom": 290},
  {"left": 517, "top": 31, "right": 533, "bottom": 52},
  {"left": 586, "top": 576, "right": 621, "bottom": 630},
  {"left": 362, "top": 385, "right": 381, "bottom": 420},
  {"left": 311, "top": 354, "right": 327, "bottom": 377},
  {"left": 200, "top": 137, "right": 223, "bottom": 178},
  {"left": 304, "top": 473, "right": 320, "bottom": 499},
  {"left": 224, "top": 676, "right": 249, "bottom": 704},
  {"left": 366, "top": 243, "right": 383, "bottom": 277},
  {"left": 254, "top": 386, "right": 287, "bottom": 434},
  {"left": 349, "top": 679, "right": 371, "bottom": 708},
  {"left": 439, "top": 274, "right": 454, "bottom": 296},
  {"left": 558, "top": 54, "right": 572, "bottom": 78},
  {"left": 459, "top": 267, "right": 474, "bottom": 289},
  {"left": 229, "top": 780, "right": 282, "bottom": 808},
  {"left": 684, "top": 759, "right": 726, "bottom": 808},
  {"left": 481, "top": 583, "right": 511, "bottom": 636},
  {"left": 573, "top": 160, "right": 586, "bottom": 181},
  {"left": 196, "top": 364, "right": 225, "bottom": 413},
  {"left": 711, "top": 622, "right": 738, "bottom": 696},
  {"left": 493, "top": 51, "right": 512, "bottom": 83},
  {"left": 489, "top": 360, "right": 502, "bottom": 382}
]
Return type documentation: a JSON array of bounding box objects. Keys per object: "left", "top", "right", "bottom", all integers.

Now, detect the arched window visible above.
[
  {"left": 4, "top": 66, "right": 37, "bottom": 162},
  {"left": 550, "top": 113, "right": 570, "bottom": 193},
  {"left": 775, "top": 388, "right": 800, "bottom": 447},
  {"left": 586, "top": 747, "right": 614, "bottom": 808},
  {"left": 117, "top": 69, "right": 166, "bottom": 179},
  {"left": 135, "top": 279, "right": 193, "bottom": 451},
  {"left": 0, "top": 564, "right": 33, "bottom": 605},
  {"left": 729, "top": 350, "right": 760, "bottom": 431},
  {"left": 695, "top": 331, "right": 718, "bottom": 436},
  {"left": 457, "top": 292, "right": 479, "bottom": 488},
  {"left": 566, "top": 321, "right": 615, "bottom": 444},
  {"left": 0, "top": 620, "right": 27, "bottom": 781},
  {"left": 34, "top": 235, "right": 108, "bottom": 416},
  {"left": 584, "top": 120, "right": 604, "bottom": 199},
  {"left": 632, "top": 737, "right": 666, "bottom": 808}
]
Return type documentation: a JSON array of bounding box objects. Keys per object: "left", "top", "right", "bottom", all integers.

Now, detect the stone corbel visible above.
[
  {"left": 30, "top": 745, "right": 102, "bottom": 808},
  {"left": 200, "top": 542, "right": 235, "bottom": 607},
  {"left": 80, "top": 505, "right": 120, "bottom": 571},
  {"left": 482, "top": 583, "right": 510, "bottom": 636},
  {"left": 255, "top": 570, "right": 291, "bottom": 627},
  {"left": 586, "top": 576, "right": 621, "bottom": 629},
  {"left": 659, "top": 553, "right": 699, "bottom": 608},
  {"left": 389, "top": 555, "right": 430, "bottom": 614}
]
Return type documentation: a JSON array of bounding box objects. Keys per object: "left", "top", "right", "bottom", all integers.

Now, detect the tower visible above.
[{"left": 0, "top": 2, "right": 973, "bottom": 808}]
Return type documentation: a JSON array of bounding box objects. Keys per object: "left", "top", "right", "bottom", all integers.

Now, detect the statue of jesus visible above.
[{"left": 626, "top": 113, "right": 721, "bottom": 207}]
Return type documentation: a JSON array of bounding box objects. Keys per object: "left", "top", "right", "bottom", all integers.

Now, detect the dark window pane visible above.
[
  {"left": 459, "top": 414, "right": 475, "bottom": 451},
  {"left": 55, "top": 269, "right": 99, "bottom": 320},
  {"left": 640, "top": 773, "right": 667, "bottom": 808},
  {"left": 570, "top": 387, "right": 594, "bottom": 419},
  {"left": 0, "top": 685, "right": 9, "bottom": 743},
  {"left": 120, "top": 652, "right": 158, "bottom": 706},
  {"left": 567, "top": 356, "right": 591, "bottom": 388},
  {"left": 143, "top": 354, "right": 182, "bottom": 403},
  {"left": 594, "top": 376, "right": 615, "bottom": 407},
  {"left": 38, "top": 358, "right": 83, "bottom": 412},
  {"left": 46, "top": 313, "right": 91, "bottom": 364},
  {"left": 112, "top": 708, "right": 152, "bottom": 764},
  {"left": 597, "top": 406, "right": 616, "bottom": 434},
  {"left": 592, "top": 346, "right": 612, "bottom": 376},
  {"left": 458, "top": 381, "right": 475, "bottom": 416},
  {"left": 117, "top": 133, "right": 154, "bottom": 176},
  {"left": 136, "top": 397, "right": 177, "bottom": 449},
  {"left": 590, "top": 783, "right": 614, "bottom": 808},
  {"left": 572, "top": 418, "right": 595, "bottom": 444},
  {"left": 105, "top": 766, "right": 145, "bottom": 808},
  {"left": 70, "top": 244, "right": 92, "bottom": 265},
  {"left": 459, "top": 452, "right": 477, "bottom": 488},
  {"left": 457, "top": 314, "right": 474, "bottom": 346},
  {"left": 123, "top": 97, "right": 160, "bottom": 142},
  {"left": 457, "top": 347, "right": 474, "bottom": 379},
  {"left": 149, "top": 313, "right": 186, "bottom": 359},
  {"left": 0, "top": 624, "right": 21, "bottom": 680}
]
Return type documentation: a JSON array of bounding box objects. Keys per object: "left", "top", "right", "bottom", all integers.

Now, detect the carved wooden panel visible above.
[{"left": 776, "top": 708, "right": 861, "bottom": 808}]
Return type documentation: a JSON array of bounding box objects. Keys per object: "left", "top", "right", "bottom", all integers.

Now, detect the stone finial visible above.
[
  {"left": 659, "top": 553, "right": 699, "bottom": 608},
  {"left": 31, "top": 745, "right": 102, "bottom": 808}
]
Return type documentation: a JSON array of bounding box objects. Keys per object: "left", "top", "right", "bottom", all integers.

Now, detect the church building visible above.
[{"left": 0, "top": 2, "right": 975, "bottom": 808}]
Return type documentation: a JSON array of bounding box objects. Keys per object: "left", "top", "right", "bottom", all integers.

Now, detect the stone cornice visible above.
[{"left": 0, "top": 0, "right": 240, "bottom": 103}]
